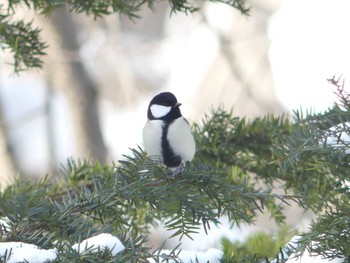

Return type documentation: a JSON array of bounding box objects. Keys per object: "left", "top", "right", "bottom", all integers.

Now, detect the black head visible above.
[{"left": 147, "top": 92, "right": 182, "bottom": 121}]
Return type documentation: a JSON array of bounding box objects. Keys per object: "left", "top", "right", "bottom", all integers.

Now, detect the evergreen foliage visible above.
[
  {"left": 0, "top": 12, "right": 47, "bottom": 72},
  {"left": 0, "top": 147, "right": 281, "bottom": 261},
  {"left": 221, "top": 225, "right": 296, "bottom": 262},
  {"left": 282, "top": 76, "right": 350, "bottom": 262},
  {"left": 0, "top": 78, "right": 349, "bottom": 261},
  {"left": 0, "top": 0, "right": 249, "bottom": 73},
  {"left": 1, "top": 0, "right": 349, "bottom": 261}
]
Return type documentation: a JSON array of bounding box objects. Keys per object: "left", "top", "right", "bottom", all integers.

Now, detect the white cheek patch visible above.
[{"left": 150, "top": 104, "right": 171, "bottom": 118}]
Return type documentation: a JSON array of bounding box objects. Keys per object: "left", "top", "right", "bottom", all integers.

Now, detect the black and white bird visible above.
[{"left": 143, "top": 92, "right": 196, "bottom": 172}]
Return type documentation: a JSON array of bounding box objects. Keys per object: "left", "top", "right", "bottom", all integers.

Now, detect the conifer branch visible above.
[
  {"left": 2, "top": 100, "right": 348, "bottom": 261},
  {"left": 0, "top": 11, "right": 47, "bottom": 72},
  {"left": 0, "top": 142, "right": 295, "bottom": 261},
  {"left": 1, "top": 0, "right": 250, "bottom": 73},
  {"left": 276, "top": 79, "right": 350, "bottom": 261}
]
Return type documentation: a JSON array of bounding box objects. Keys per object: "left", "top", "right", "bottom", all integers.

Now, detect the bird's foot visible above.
[{"left": 168, "top": 163, "right": 186, "bottom": 176}]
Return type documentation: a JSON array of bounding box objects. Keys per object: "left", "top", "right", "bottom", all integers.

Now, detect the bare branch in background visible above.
[
  {"left": 0, "top": 81, "right": 19, "bottom": 186},
  {"left": 42, "top": 7, "right": 108, "bottom": 163}
]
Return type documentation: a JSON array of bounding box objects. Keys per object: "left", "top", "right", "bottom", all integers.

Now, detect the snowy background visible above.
[
  {"left": 0, "top": 0, "right": 349, "bottom": 175},
  {"left": 0, "top": 0, "right": 349, "bottom": 262}
]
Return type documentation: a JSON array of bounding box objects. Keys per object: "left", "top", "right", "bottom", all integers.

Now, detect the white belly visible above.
[
  {"left": 167, "top": 117, "right": 196, "bottom": 162},
  {"left": 142, "top": 117, "right": 196, "bottom": 164},
  {"left": 142, "top": 120, "right": 164, "bottom": 161}
]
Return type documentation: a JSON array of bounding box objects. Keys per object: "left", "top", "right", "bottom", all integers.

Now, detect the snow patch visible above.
[
  {"left": 0, "top": 233, "right": 125, "bottom": 262},
  {"left": 72, "top": 233, "right": 125, "bottom": 256},
  {"left": 0, "top": 217, "right": 11, "bottom": 232},
  {"left": 0, "top": 242, "right": 57, "bottom": 263}
]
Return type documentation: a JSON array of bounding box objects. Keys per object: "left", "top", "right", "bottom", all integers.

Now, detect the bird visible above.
[{"left": 142, "top": 92, "right": 196, "bottom": 173}]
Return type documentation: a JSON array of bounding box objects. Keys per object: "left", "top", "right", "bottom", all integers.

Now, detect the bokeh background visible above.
[{"left": 0, "top": 0, "right": 349, "bottom": 253}]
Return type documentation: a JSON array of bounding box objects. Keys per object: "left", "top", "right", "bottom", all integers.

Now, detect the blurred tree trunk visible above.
[
  {"left": 0, "top": 92, "right": 18, "bottom": 186},
  {"left": 43, "top": 7, "right": 108, "bottom": 163},
  {"left": 44, "top": 72, "right": 59, "bottom": 174}
]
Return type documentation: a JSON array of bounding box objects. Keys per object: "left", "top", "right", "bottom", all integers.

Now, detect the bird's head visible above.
[{"left": 147, "top": 92, "right": 182, "bottom": 121}]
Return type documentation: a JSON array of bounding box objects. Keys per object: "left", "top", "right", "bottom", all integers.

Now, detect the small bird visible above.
[{"left": 143, "top": 92, "right": 196, "bottom": 173}]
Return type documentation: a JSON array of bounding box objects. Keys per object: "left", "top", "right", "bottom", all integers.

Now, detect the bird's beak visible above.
[{"left": 174, "top": 102, "right": 182, "bottom": 108}]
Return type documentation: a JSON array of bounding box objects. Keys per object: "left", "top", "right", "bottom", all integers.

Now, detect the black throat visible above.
[
  {"left": 161, "top": 120, "right": 182, "bottom": 168},
  {"left": 148, "top": 105, "right": 183, "bottom": 167}
]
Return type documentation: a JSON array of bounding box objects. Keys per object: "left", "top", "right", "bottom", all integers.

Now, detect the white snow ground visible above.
[
  {"left": 0, "top": 233, "right": 125, "bottom": 263},
  {"left": 0, "top": 232, "right": 345, "bottom": 262}
]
